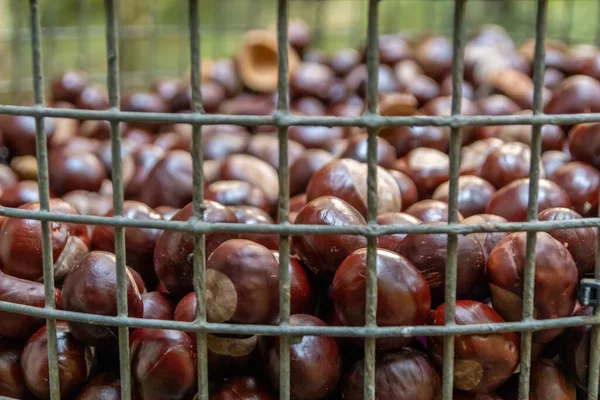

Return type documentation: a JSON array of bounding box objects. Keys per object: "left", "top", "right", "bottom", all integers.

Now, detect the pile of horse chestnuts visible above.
[{"left": 0, "top": 20, "right": 598, "bottom": 400}]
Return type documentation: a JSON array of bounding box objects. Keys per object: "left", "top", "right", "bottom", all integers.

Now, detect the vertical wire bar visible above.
[
  {"left": 147, "top": 0, "right": 158, "bottom": 81},
  {"left": 77, "top": 0, "right": 90, "bottom": 71},
  {"left": 11, "top": 0, "right": 24, "bottom": 104},
  {"left": 587, "top": 196, "right": 600, "bottom": 399},
  {"left": 104, "top": 1, "right": 132, "bottom": 399},
  {"left": 29, "top": 1, "right": 60, "bottom": 398},
  {"left": 441, "top": 0, "right": 466, "bottom": 399},
  {"left": 276, "top": 1, "right": 292, "bottom": 399},
  {"left": 364, "top": 1, "right": 379, "bottom": 399},
  {"left": 517, "top": 1, "right": 547, "bottom": 399},
  {"left": 188, "top": 2, "right": 209, "bottom": 399}
]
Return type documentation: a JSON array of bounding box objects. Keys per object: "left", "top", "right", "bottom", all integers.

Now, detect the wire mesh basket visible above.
[{"left": 0, "top": 0, "right": 600, "bottom": 399}]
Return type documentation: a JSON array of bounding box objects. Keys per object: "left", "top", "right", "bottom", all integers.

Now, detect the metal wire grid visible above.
[{"left": 0, "top": 0, "right": 598, "bottom": 399}]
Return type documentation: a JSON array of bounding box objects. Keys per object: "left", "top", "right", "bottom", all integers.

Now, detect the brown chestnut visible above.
[
  {"left": 560, "top": 306, "right": 598, "bottom": 392},
  {"left": 340, "top": 133, "right": 397, "bottom": 169},
  {"left": 77, "top": 372, "right": 120, "bottom": 400},
  {"left": 125, "top": 144, "right": 166, "bottom": 200},
  {"left": 476, "top": 94, "right": 521, "bottom": 117},
  {"left": 230, "top": 205, "right": 279, "bottom": 250},
  {"left": 527, "top": 359, "right": 577, "bottom": 400},
  {"left": 487, "top": 69, "right": 551, "bottom": 110},
  {"left": 395, "top": 222, "right": 486, "bottom": 305},
  {"left": 486, "top": 178, "right": 571, "bottom": 222},
  {"left": 121, "top": 92, "right": 169, "bottom": 131},
  {"left": 460, "top": 138, "right": 504, "bottom": 176},
  {"left": 421, "top": 96, "right": 479, "bottom": 142},
  {"left": 291, "top": 62, "right": 336, "bottom": 101},
  {"left": 21, "top": 322, "right": 92, "bottom": 400},
  {"left": 138, "top": 150, "right": 194, "bottom": 208},
  {"left": 380, "top": 125, "right": 449, "bottom": 157},
  {"left": 0, "top": 115, "right": 55, "bottom": 157},
  {"left": 130, "top": 328, "right": 196, "bottom": 400},
  {"left": 292, "top": 196, "right": 368, "bottom": 278},
  {"left": 0, "top": 181, "right": 48, "bottom": 208},
  {"left": 205, "top": 239, "right": 279, "bottom": 324},
  {"left": 432, "top": 175, "right": 496, "bottom": 217},
  {"left": 342, "top": 348, "right": 441, "bottom": 400},
  {"left": 62, "top": 190, "right": 113, "bottom": 217},
  {"left": 289, "top": 149, "right": 335, "bottom": 196},
  {"left": 51, "top": 70, "right": 88, "bottom": 104},
  {"left": 0, "top": 341, "right": 28, "bottom": 399},
  {"left": 141, "top": 291, "right": 174, "bottom": 320},
  {"left": 201, "top": 125, "right": 250, "bottom": 160},
  {"left": 0, "top": 272, "right": 62, "bottom": 339},
  {"left": 291, "top": 96, "right": 327, "bottom": 116},
  {"left": 0, "top": 199, "right": 89, "bottom": 281},
  {"left": 481, "top": 141, "right": 545, "bottom": 189},
  {"left": 416, "top": 35, "right": 453, "bottom": 81},
  {"left": 388, "top": 170, "right": 418, "bottom": 210},
  {"left": 330, "top": 49, "right": 360, "bottom": 77},
  {"left": 220, "top": 154, "right": 279, "bottom": 214},
  {"left": 76, "top": 84, "right": 109, "bottom": 110},
  {"left": 568, "top": 123, "right": 600, "bottom": 169},
  {"left": 462, "top": 214, "right": 509, "bottom": 262},
  {"left": 488, "top": 232, "right": 578, "bottom": 344},
  {"left": 210, "top": 376, "right": 275, "bottom": 400},
  {"left": 154, "top": 200, "right": 238, "bottom": 297},
  {"left": 151, "top": 77, "right": 183, "bottom": 105},
  {"left": 332, "top": 248, "right": 430, "bottom": 350},
  {"left": 395, "top": 147, "right": 450, "bottom": 199},
  {"left": 91, "top": 201, "right": 163, "bottom": 288},
  {"left": 399, "top": 74, "right": 440, "bottom": 106},
  {"left": 376, "top": 212, "right": 422, "bottom": 252},
  {"left": 47, "top": 149, "right": 106, "bottom": 196},
  {"left": 440, "top": 74, "right": 475, "bottom": 99},
  {"left": 405, "top": 199, "right": 465, "bottom": 223},
  {"left": 542, "top": 150, "right": 572, "bottom": 178},
  {"left": 306, "top": 158, "right": 401, "bottom": 218},
  {"left": 478, "top": 119, "right": 564, "bottom": 154},
  {"left": 207, "top": 181, "right": 269, "bottom": 212},
  {"left": 287, "top": 125, "right": 346, "bottom": 150},
  {"left": 428, "top": 300, "right": 519, "bottom": 393},
  {"left": 345, "top": 64, "right": 399, "bottom": 96},
  {"left": 550, "top": 161, "right": 600, "bottom": 216},
  {"left": 538, "top": 207, "right": 597, "bottom": 278},
  {"left": 260, "top": 314, "right": 341, "bottom": 400},
  {"left": 271, "top": 251, "right": 314, "bottom": 315},
  {"left": 545, "top": 75, "right": 600, "bottom": 119},
  {"left": 61, "top": 251, "right": 143, "bottom": 347},
  {"left": 246, "top": 134, "right": 306, "bottom": 170}
]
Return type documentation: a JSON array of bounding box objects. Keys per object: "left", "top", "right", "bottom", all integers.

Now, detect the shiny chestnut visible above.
[
  {"left": 332, "top": 248, "right": 430, "bottom": 350},
  {"left": 551, "top": 161, "right": 600, "bottom": 216},
  {"left": 395, "top": 222, "right": 486, "bottom": 305},
  {"left": 61, "top": 251, "right": 144, "bottom": 347},
  {"left": 230, "top": 206, "right": 279, "bottom": 250},
  {"left": 0, "top": 199, "right": 89, "bottom": 282},
  {"left": 289, "top": 149, "right": 335, "bottom": 197},
  {"left": 260, "top": 314, "right": 341, "bottom": 400},
  {"left": 569, "top": 123, "right": 600, "bottom": 168},
  {"left": 154, "top": 200, "right": 238, "bottom": 297},
  {"left": 138, "top": 150, "right": 194, "bottom": 208},
  {"left": 47, "top": 149, "right": 106, "bottom": 196},
  {"left": 432, "top": 175, "right": 496, "bottom": 217},
  {"left": 91, "top": 201, "right": 163, "bottom": 288},
  {"left": 0, "top": 181, "right": 46, "bottom": 208},
  {"left": 405, "top": 199, "right": 464, "bottom": 223},
  {"left": 341, "top": 133, "right": 397, "bottom": 169},
  {"left": 481, "top": 141, "right": 545, "bottom": 189},
  {"left": 210, "top": 376, "right": 275, "bottom": 400},
  {"left": 306, "top": 158, "right": 401, "bottom": 218},
  {"left": 488, "top": 232, "right": 578, "bottom": 344},
  {"left": 388, "top": 170, "right": 418, "bottom": 210},
  {"left": 130, "top": 328, "right": 197, "bottom": 400},
  {"left": 395, "top": 148, "right": 450, "bottom": 199},
  {"left": 342, "top": 348, "right": 441, "bottom": 400},
  {"left": 428, "top": 301, "right": 519, "bottom": 393},
  {"left": 77, "top": 373, "right": 120, "bottom": 400},
  {"left": 21, "top": 322, "right": 92, "bottom": 400},
  {"left": 292, "top": 196, "right": 368, "bottom": 278},
  {"left": 0, "top": 341, "right": 28, "bottom": 399},
  {"left": 539, "top": 207, "right": 597, "bottom": 278}
]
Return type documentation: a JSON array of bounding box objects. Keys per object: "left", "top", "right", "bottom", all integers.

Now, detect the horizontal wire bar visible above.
[
  {"left": 0, "top": 206, "right": 598, "bottom": 235},
  {"left": 1, "top": 105, "right": 600, "bottom": 127},
  {"left": 0, "top": 300, "right": 598, "bottom": 337}
]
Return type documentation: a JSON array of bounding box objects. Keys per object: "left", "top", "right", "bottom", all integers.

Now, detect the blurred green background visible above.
[{"left": 1, "top": 0, "right": 599, "bottom": 103}]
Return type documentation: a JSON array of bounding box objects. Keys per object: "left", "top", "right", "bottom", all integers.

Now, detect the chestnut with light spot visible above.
[
  {"left": 428, "top": 301, "right": 519, "bottom": 393},
  {"left": 306, "top": 158, "right": 401, "bottom": 218}
]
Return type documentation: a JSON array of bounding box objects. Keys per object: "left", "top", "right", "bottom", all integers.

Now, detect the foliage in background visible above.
[{"left": 1, "top": 0, "right": 599, "bottom": 102}]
